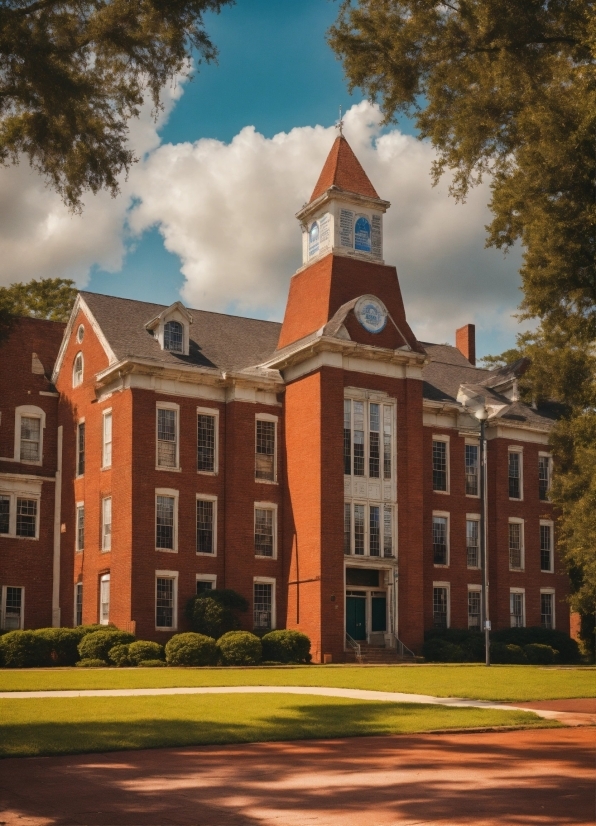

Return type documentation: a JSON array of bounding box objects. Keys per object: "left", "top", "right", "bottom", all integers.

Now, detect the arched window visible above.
[
  {"left": 72, "top": 352, "right": 84, "bottom": 387},
  {"left": 164, "top": 320, "right": 183, "bottom": 352}
]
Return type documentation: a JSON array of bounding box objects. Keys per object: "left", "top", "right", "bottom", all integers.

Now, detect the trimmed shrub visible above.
[
  {"left": 261, "top": 630, "right": 311, "bottom": 664},
  {"left": 524, "top": 643, "right": 558, "bottom": 665},
  {"left": 422, "top": 638, "right": 465, "bottom": 663},
  {"left": 186, "top": 589, "right": 248, "bottom": 637},
  {"left": 34, "top": 628, "right": 81, "bottom": 666},
  {"left": 127, "top": 640, "right": 165, "bottom": 664},
  {"left": 490, "top": 642, "right": 529, "bottom": 664},
  {"left": 491, "top": 627, "right": 580, "bottom": 663},
  {"left": 138, "top": 659, "right": 166, "bottom": 667},
  {"left": 78, "top": 630, "right": 135, "bottom": 662},
  {"left": 217, "top": 631, "right": 262, "bottom": 665},
  {"left": 165, "top": 633, "right": 218, "bottom": 666},
  {"left": 108, "top": 644, "right": 131, "bottom": 667},
  {"left": 0, "top": 631, "right": 51, "bottom": 668},
  {"left": 72, "top": 624, "right": 108, "bottom": 640},
  {"left": 76, "top": 658, "right": 108, "bottom": 668}
]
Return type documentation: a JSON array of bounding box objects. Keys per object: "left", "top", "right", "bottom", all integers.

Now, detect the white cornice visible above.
[{"left": 296, "top": 188, "right": 390, "bottom": 223}]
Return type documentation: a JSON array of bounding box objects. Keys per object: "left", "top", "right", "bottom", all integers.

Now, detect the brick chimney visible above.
[{"left": 456, "top": 323, "right": 476, "bottom": 366}]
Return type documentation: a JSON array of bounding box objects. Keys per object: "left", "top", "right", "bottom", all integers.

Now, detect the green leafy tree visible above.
[
  {"left": 0, "top": 0, "right": 233, "bottom": 210},
  {"left": 0, "top": 278, "right": 77, "bottom": 322}
]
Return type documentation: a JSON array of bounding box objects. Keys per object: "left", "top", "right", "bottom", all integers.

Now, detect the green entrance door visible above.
[
  {"left": 371, "top": 594, "right": 387, "bottom": 632},
  {"left": 346, "top": 595, "right": 366, "bottom": 640}
]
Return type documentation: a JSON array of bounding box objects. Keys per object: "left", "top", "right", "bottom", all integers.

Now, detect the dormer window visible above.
[
  {"left": 73, "top": 353, "right": 83, "bottom": 387},
  {"left": 164, "top": 321, "right": 183, "bottom": 352}
]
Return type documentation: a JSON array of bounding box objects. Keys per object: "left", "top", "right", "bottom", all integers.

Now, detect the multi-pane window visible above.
[
  {"left": 77, "top": 422, "right": 85, "bottom": 476},
  {"left": 102, "top": 411, "right": 112, "bottom": 468},
  {"left": 383, "top": 505, "right": 393, "bottom": 557},
  {"left": 196, "top": 579, "right": 214, "bottom": 595},
  {"left": 344, "top": 399, "right": 393, "bottom": 480},
  {"left": 508, "top": 451, "right": 521, "bottom": 499},
  {"left": 196, "top": 499, "right": 214, "bottom": 554},
  {"left": 164, "top": 320, "right": 183, "bottom": 352},
  {"left": 344, "top": 503, "right": 351, "bottom": 555},
  {"left": 538, "top": 456, "right": 551, "bottom": 501},
  {"left": 157, "top": 408, "right": 177, "bottom": 468},
  {"left": 465, "top": 444, "right": 479, "bottom": 496},
  {"left": 344, "top": 503, "right": 393, "bottom": 557},
  {"left": 354, "top": 504, "right": 365, "bottom": 554},
  {"left": 432, "top": 516, "right": 448, "bottom": 565},
  {"left": 369, "top": 505, "right": 380, "bottom": 556},
  {"left": 156, "top": 577, "right": 175, "bottom": 628},
  {"left": 255, "top": 507, "right": 274, "bottom": 557},
  {"left": 255, "top": 419, "right": 276, "bottom": 481},
  {"left": 541, "top": 592, "right": 554, "bottom": 629},
  {"left": 76, "top": 505, "right": 85, "bottom": 552},
  {"left": 509, "top": 521, "right": 523, "bottom": 570},
  {"left": 433, "top": 586, "right": 448, "bottom": 628},
  {"left": 253, "top": 582, "right": 273, "bottom": 629},
  {"left": 73, "top": 352, "right": 83, "bottom": 387},
  {"left": 100, "top": 574, "right": 110, "bottom": 625},
  {"left": 156, "top": 495, "right": 175, "bottom": 550},
  {"left": 0, "top": 495, "right": 9, "bottom": 535},
  {"left": 197, "top": 413, "right": 216, "bottom": 473},
  {"left": 432, "top": 440, "right": 448, "bottom": 492},
  {"left": 466, "top": 519, "right": 479, "bottom": 568},
  {"left": 540, "top": 523, "right": 553, "bottom": 572},
  {"left": 468, "top": 590, "right": 481, "bottom": 630},
  {"left": 1, "top": 586, "right": 23, "bottom": 630},
  {"left": 20, "top": 417, "right": 41, "bottom": 462},
  {"left": 510, "top": 591, "right": 524, "bottom": 628},
  {"left": 16, "top": 498, "right": 37, "bottom": 537},
  {"left": 102, "top": 497, "right": 112, "bottom": 551},
  {"left": 74, "top": 583, "right": 83, "bottom": 627}
]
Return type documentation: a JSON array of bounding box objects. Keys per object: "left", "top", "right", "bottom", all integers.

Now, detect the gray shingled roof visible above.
[{"left": 82, "top": 292, "right": 282, "bottom": 373}]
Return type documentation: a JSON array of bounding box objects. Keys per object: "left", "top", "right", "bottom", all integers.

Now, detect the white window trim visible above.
[
  {"left": 432, "top": 510, "right": 450, "bottom": 567},
  {"left": 99, "top": 573, "right": 110, "bottom": 625},
  {"left": 196, "top": 574, "right": 217, "bottom": 591},
  {"left": 156, "top": 402, "right": 180, "bottom": 472},
  {"left": 254, "top": 576, "right": 276, "bottom": 630},
  {"left": 0, "top": 585, "right": 25, "bottom": 630},
  {"left": 540, "top": 587, "right": 556, "bottom": 629},
  {"left": 540, "top": 519, "right": 554, "bottom": 573},
  {"left": 101, "top": 496, "right": 112, "bottom": 552},
  {"left": 254, "top": 502, "right": 278, "bottom": 559},
  {"left": 508, "top": 446, "right": 524, "bottom": 501},
  {"left": 72, "top": 352, "right": 84, "bottom": 388},
  {"left": 509, "top": 587, "right": 526, "bottom": 628},
  {"left": 76, "top": 501, "right": 84, "bottom": 552},
  {"left": 101, "top": 408, "right": 113, "bottom": 470},
  {"left": 343, "top": 396, "right": 396, "bottom": 485},
  {"left": 0, "top": 486, "right": 41, "bottom": 540},
  {"left": 255, "top": 413, "right": 278, "bottom": 484},
  {"left": 196, "top": 493, "right": 217, "bottom": 556},
  {"left": 155, "top": 488, "right": 179, "bottom": 553},
  {"left": 465, "top": 514, "right": 481, "bottom": 569},
  {"left": 14, "top": 405, "right": 45, "bottom": 466},
  {"left": 432, "top": 581, "right": 450, "bottom": 629},
  {"left": 432, "top": 435, "right": 450, "bottom": 495},
  {"left": 76, "top": 324, "right": 85, "bottom": 344},
  {"left": 74, "top": 582, "right": 83, "bottom": 626},
  {"left": 464, "top": 438, "right": 480, "bottom": 499},
  {"left": 155, "top": 570, "right": 179, "bottom": 631},
  {"left": 197, "top": 406, "right": 220, "bottom": 476},
  {"left": 76, "top": 418, "right": 85, "bottom": 478},
  {"left": 508, "top": 517, "right": 525, "bottom": 571},
  {"left": 467, "top": 584, "right": 482, "bottom": 629},
  {"left": 538, "top": 452, "right": 552, "bottom": 501}
]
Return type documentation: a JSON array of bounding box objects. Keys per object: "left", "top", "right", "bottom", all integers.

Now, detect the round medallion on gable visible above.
[
  {"left": 355, "top": 296, "right": 388, "bottom": 334},
  {"left": 76, "top": 324, "right": 85, "bottom": 343}
]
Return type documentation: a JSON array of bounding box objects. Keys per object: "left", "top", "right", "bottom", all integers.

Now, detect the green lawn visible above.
[
  {"left": 0, "top": 664, "right": 593, "bottom": 701},
  {"left": 0, "top": 694, "right": 555, "bottom": 758}
]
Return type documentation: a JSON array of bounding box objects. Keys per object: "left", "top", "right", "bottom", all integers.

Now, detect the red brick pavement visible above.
[{"left": 0, "top": 727, "right": 594, "bottom": 826}]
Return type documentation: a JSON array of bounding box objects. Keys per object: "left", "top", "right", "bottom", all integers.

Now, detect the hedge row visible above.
[{"left": 423, "top": 627, "right": 580, "bottom": 664}]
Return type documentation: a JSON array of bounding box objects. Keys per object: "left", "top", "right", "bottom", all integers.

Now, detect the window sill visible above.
[
  {"left": 196, "top": 551, "right": 217, "bottom": 557},
  {"left": 509, "top": 567, "right": 524, "bottom": 572},
  {"left": 18, "top": 459, "right": 42, "bottom": 467},
  {"left": 156, "top": 626, "right": 177, "bottom": 632},
  {"left": 2, "top": 534, "right": 39, "bottom": 541},
  {"left": 255, "top": 554, "right": 276, "bottom": 560},
  {"left": 156, "top": 547, "right": 178, "bottom": 553},
  {"left": 155, "top": 466, "right": 181, "bottom": 473},
  {"left": 466, "top": 565, "right": 481, "bottom": 570},
  {"left": 255, "top": 478, "right": 278, "bottom": 485},
  {"left": 465, "top": 493, "right": 480, "bottom": 499},
  {"left": 508, "top": 497, "right": 523, "bottom": 502},
  {"left": 540, "top": 569, "right": 554, "bottom": 574},
  {"left": 433, "top": 489, "right": 450, "bottom": 495},
  {"left": 197, "top": 470, "right": 218, "bottom": 476},
  {"left": 433, "top": 563, "right": 449, "bottom": 568},
  {"left": 101, "top": 466, "right": 112, "bottom": 472},
  {"left": 101, "top": 548, "right": 111, "bottom": 553}
]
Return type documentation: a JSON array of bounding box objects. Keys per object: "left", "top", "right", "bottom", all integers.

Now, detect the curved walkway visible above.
[{"left": 1, "top": 685, "right": 593, "bottom": 725}]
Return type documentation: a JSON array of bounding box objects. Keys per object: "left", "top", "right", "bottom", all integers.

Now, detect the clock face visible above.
[{"left": 355, "top": 295, "right": 387, "bottom": 334}]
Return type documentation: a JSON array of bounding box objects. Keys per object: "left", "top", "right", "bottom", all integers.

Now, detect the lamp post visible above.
[{"left": 474, "top": 406, "right": 490, "bottom": 666}]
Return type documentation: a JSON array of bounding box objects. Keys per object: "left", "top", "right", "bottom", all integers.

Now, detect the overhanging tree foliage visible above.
[
  {"left": 0, "top": 0, "right": 233, "bottom": 210},
  {"left": 0, "top": 277, "right": 78, "bottom": 342}
]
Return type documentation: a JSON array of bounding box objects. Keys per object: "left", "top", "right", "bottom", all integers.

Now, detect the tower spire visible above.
[{"left": 336, "top": 105, "right": 344, "bottom": 136}]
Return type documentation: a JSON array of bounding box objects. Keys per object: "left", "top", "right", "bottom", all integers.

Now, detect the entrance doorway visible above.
[
  {"left": 371, "top": 592, "right": 387, "bottom": 632},
  {"left": 346, "top": 594, "right": 366, "bottom": 640}
]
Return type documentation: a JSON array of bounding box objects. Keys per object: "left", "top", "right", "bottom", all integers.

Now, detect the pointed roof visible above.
[{"left": 309, "top": 135, "right": 380, "bottom": 202}]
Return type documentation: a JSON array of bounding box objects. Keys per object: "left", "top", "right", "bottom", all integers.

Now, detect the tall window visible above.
[
  {"left": 197, "top": 413, "right": 216, "bottom": 473},
  {"left": 102, "top": 497, "right": 112, "bottom": 551},
  {"left": 433, "top": 586, "right": 448, "bottom": 628},
  {"left": 16, "top": 498, "right": 37, "bottom": 537},
  {"left": 344, "top": 503, "right": 393, "bottom": 557},
  {"left": 0, "top": 495, "right": 9, "bottom": 534},
  {"left": 344, "top": 399, "right": 393, "bottom": 480},
  {"left": 432, "top": 440, "right": 448, "bottom": 492},
  {"left": 344, "top": 503, "right": 351, "bottom": 555},
  {"left": 465, "top": 444, "right": 479, "bottom": 496},
  {"left": 74, "top": 583, "right": 83, "bottom": 627},
  {"left": 541, "top": 592, "right": 554, "bottom": 629},
  {"left": 432, "top": 515, "right": 448, "bottom": 565},
  {"left": 255, "top": 419, "right": 276, "bottom": 481},
  {"left": 0, "top": 495, "right": 38, "bottom": 538},
  {"left": 20, "top": 416, "right": 41, "bottom": 462},
  {"left": 77, "top": 422, "right": 85, "bottom": 476},
  {"left": 100, "top": 574, "right": 110, "bottom": 625},
  {"left": 509, "top": 521, "right": 523, "bottom": 570},
  {"left": 354, "top": 504, "right": 365, "bottom": 554},
  {"left": 540, "top": 523, "right": 553, "bottom": 572},
  {"left": 468, "top": 590, "right": 481, "bottom": 630},
  {"left": 510, "top": 591, "right": 525, "bottom": 628},
  {"left": 156, "top": 577, "right": 175, "bottom": 628},
  {"left": 157, "top": 407, "right": 177, "bottom": 468},
  {"left": 196, "top": 498, "right": 214, "bottom": 554},
  {"left": 102, "top": 411, "right": 112, "bottom": 468},
  {"left": 1, "top": 586, "right": 23, "bottom": 630},
  {"left": 73, "top": 352, "right": 83, "bottom": 387},
  {"left": 508, "top": 450, "right": 522, "bottom": 499},
  {"left": 538, "top": 456, "right": 551, "bottom": 501},
  {"left": 156, "top": 495, "right": 175, "bottom": 550},
  {"left": 369, "top": 505, "right": 380, "bottom": 556},
  {"left": 383, "top": 505, "right": 393, "bottom": 557},
  {"left": 164, "top": 320, "right": 183, "bottom": 352},
  {"left": 466, "top": 519, "right": 479, "bottom": 568},
  {"left": 76, "top": 505, "right": 85, "bottom": 552},
  {"left": 253, "top": 581, "right": 273, "bottom": 629},
  {"left": 255, "top": 506, "right": 275, "bottom": 557}
]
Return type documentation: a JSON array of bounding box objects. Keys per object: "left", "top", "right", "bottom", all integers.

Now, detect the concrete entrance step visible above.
[{"left": 345, "top": 643, "right": 406, "bottom": 664}]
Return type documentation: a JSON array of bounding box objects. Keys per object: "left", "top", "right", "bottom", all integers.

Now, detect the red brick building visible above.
[{"left": 0, "top": 137, "right": 569, "bottom": 660}]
